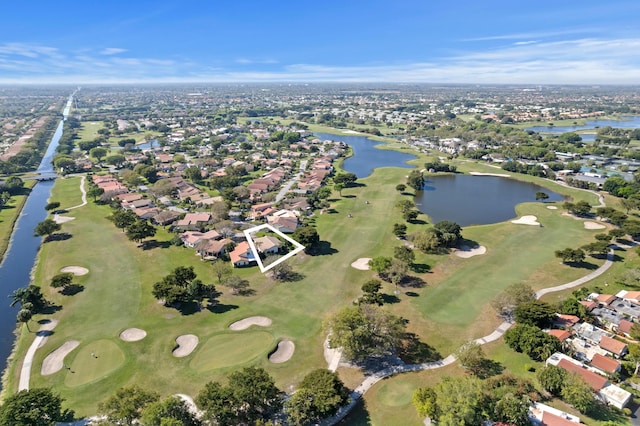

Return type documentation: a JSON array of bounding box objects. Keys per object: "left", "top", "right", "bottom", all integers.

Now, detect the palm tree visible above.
[{"left": 17, "top": 309, "right": 33, "bottom": 332}]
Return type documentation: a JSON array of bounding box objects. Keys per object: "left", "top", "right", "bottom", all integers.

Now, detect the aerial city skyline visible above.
[{"left": 0, "top": 0, "right": 639, "bottom": 84}]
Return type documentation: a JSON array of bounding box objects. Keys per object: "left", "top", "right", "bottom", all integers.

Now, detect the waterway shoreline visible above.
[{"left": 0, "top": 180, "right": 36, "bottom": 265}]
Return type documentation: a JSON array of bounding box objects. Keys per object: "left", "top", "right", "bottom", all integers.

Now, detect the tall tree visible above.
[
  {"left": 285, "top": 369, "right": 349, "bottom": 425},
  {"left": 324, "top": 304, "right": 406, "bottom": 361},
  {"left": 0, "top": 388, "right": 74, "bottom": 426},
  {"left": 98, "top": 385, "right": 160, "bottom": 425},
  {"left": 406, "top": 170, "right": 425, "bottom": 191},
  {"left": 126, "top": 220, "right": 157, "bottom": 246},
  {"left": 34, "top": 218, "right": 61, "bottom": 240},
  {"left": 139, "top": 396, "right": 201, "bottom": 426}
]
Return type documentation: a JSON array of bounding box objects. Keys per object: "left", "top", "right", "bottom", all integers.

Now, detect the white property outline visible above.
[{"left": 244, "top": 224, "right": 305, "bottom": 273}]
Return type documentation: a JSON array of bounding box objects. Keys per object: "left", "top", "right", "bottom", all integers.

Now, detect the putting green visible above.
[
  {"left": 64, "top": 340, "right": 125, "bottom": 388},
  {"left": 190, "top": 331, "right": 273, "bottom": 372},
  {"left": 376, "top": 380, "right": 415, "bottom": 407}
]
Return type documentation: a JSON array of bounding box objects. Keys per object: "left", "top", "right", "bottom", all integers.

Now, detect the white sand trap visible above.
[
  {"left": 53, "top": 214, "right": 75, "bottom": 224},
  {"left": 584, "top": 221, "right": 606, "bottom": 230},
  {"left": 351, "top": 258, "right": 372, "bottom": 270},
  {"left": 469, "top": 172, "right": 511, "bottom": 177},
  {"left": 173, "top": 335, "right": 198, "bottom": 357},
  {"left": 454, "top": 245, "right": 487, "bottom": 258},
  {"left": 229, "top": 316, "right": 272, "bottom": 331},
  {"left": 120, "top": 328, "right": 147, "bottom": 342},
  {"left": 60, "top": 266, "right": 89, "bottom": 276},
  {"left": 269, "top": 340, "right": 295, "bottom": 363},
  {"left": 511, "top": 215, "right": 540, "bottom": 226},
  {"left": 342, "top": 130, "right": 361, "bottom": 134},
  {"left": 41, "top": 340, "right": 79, "bottom": 375},
  {"left": 546, "top": 206, "right": 558, "bottom": 210}
]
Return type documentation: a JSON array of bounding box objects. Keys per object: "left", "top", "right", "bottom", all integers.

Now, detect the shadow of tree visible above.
[
  {"left": 310, "top": 241, "right": 338, "bottom": 256},
  {"left": 564, "top": 261, "right": 599, "bottom": 270},
  {"left": 45, "top": 232, "right": 72, "bottom": 242},
  {"left": 142, "top": 239, "right": 171, "bottom": 250},
  {"left": 237, "top": 288, "right": 256, "bottom": 296},
  {"left": 405, "top": 291, "right": 419, "bottom": 297},
  {"left": 410, "top": 263, "right": 431, "bottom": 274},
  {"left": 382, "top": 293, "right": 400, "bottom": 304},
  {"left": 398, "top": 333, "right": 442, "bottom": 363},
  {"left": 206, "top": 303, "right": 239, "bottom": 314},
  {"left": 401, "top": 275, "right": 427, "bottom": 288},
  {"left": 60, "top": 284, "right": 84, "bottom": 296},
  {"left": 337, "top": 399, "right": 371, "bottom": 426},
  {"left": 474, "top": 359, "right": 504, "bottom": 379}
]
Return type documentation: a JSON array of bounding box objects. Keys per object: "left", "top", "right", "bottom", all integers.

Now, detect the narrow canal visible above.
[{"left": 0, "top": 94, "right": 73, "bottom": 389}]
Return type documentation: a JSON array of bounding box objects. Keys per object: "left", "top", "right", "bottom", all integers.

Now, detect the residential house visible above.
[
  {"left": 546, "top": 353, "right": 631, "bottom": 409},
  {"left": 180, "top": 230, "right": 221, "bottom": 248},
  {"left": 547, "top": 329, "right": 572, "bottom": 343},
  {"left": 590, "top": 353, "right": 622, "bottom": 376},
  {"left": 197, "top": 238, "right": 232, "bottom": 259},
  {"left": 617, "top": 319, "right": 635, "bottom": 337},
  {"left": 230, "top": 242, "right": 257, "bottom": 267},
  {"left": 174, "top": 212, "right": 212, "bottom": 231},
  {"left": 267, "top": 216, "right": 298, "bottom": 234},
  {"left": 528, "top": 402, "right": 583, "bottom": 426},
  {"left": 553, "top": 314, "right": 581, "bottom": 329},
  {"left": 254, "top": 236, "right": 281, "bottom": 255},
  {"left": 598, "top": 336, "right": 627, "bottom": 358}
]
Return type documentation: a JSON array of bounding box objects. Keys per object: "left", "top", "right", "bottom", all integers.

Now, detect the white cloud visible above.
[{"left": 100, "top": 47, "right": 127, "bottom": 55}]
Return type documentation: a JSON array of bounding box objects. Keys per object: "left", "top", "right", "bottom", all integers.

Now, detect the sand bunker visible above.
[
  {"left": 119, "top": 328, "right": 147, "bottom": 342},
  {"left": 53, "top": 214, "right": 75, "bottom": 224},
  {"left": 546, "top": 206, "right": 558, "bottom": 210},
  {"left": 229, "top": 316, "right": 272, "bottom": 331},
  {"left": 469, "top": 172, "right": 511, "bottom": 177},
  {"left": 454, "top": 245, "right": 487, "bottom": 258},
  {"left": 269, "top": 340, "right": 295, "bottom": 363},
  {"left": 173, "top": 335, "right": 199, "bottom": 357},
  {"left": 41, "top": 340, "right": 80, "bottom": 375},
  {"left": 584, "top": 221, "right": 606, "bottom": 230},
  {"left": 511, "top": 215, "right": 540, "bottom": 226},
  {"left": 351, "top": 258, "right": 372, "bottom": 270},
  {"left": 60, "top": 266, "right": 89, "bottom": 276}
]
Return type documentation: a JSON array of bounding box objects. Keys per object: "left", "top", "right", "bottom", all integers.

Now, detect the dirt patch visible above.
[
  {"left": 454, "top": 245, "right": 487, "bottom": 258},
  {"left": 119, "top": 328, "right": 147, "bottom": 342},
  {"left": 269, "top": 340, "right": 295, "bottom": 363},
  {"left": 173, "top": 335, "right": 199, "bottom": 357},
  {"left": 60, "top": 266, "right": 89, "bottom": 276},
  {"left": 584, "top": 221, "right": 606, "bottom": 230},
  {"left": 41, "top": 340, "right": 80, "bottom": 375},
  {"left": 511, "top": 215, "right": 540, "bottom": 226},
  {"left": 229, "top": 316, "right": 272, "bottom": 331},
  {"left": 546, "top": 206, "right": 558, "bottom": 210},
  {"left": 351, "top": 258, "right": 371, "bottom": 270}
]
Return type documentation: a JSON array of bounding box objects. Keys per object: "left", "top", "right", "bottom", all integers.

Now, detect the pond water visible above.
[
  {"left": 313, "top": 132, "right": 416, "bottom": 178},
  {"left": 415, "top": 175, "right": 564, "bottom": 227},
  {"left": 137, "top": 139, "right": 160, "bottom": 150},
  {"left": 526, "top": 116, "right": 640, "bottom": 134}
]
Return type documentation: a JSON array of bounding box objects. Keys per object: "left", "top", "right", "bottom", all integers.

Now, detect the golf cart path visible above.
[{"left": 323, "top": 249, "right": 615, "bottom": 425}]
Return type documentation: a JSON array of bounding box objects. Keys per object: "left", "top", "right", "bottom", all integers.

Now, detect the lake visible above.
[
  {"left": 415, "top": 174, "right": 564, "bottom": 227},
  {"left": 313, "top": 132, "right": 416, "bottom": 178},
  {"left": 526, "top": 116, "right": 640, "bottom": 134}
]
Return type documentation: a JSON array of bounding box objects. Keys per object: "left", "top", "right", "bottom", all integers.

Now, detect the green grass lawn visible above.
[
  {"left": 4, "top": 150, "right": 623, "bottom": 419},
  {"left": 77, "top": 121, "right": 104, "bottom": 142}
]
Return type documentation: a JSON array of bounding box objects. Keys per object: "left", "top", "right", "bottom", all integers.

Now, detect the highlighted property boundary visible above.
[{"left": 244, "top": 224, "right": 305, "bottom": 273}]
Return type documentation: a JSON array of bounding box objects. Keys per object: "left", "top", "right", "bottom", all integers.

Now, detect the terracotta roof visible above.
[
  {"left": 579, "top": 300, "right": 597, "bottom": 311},
  {"left": 590, "top": 353, "right": 621, "bottom": 374},
  {"left": 548, "top": 329, "right": 572, "bottom": 342},
  {"left": 618, "top": 319, "right": 635, "bottom": 335},
  {"left": 229, "top": 241, "right": 254, "bottom": 265},
  {"left": 541, "top": 411, "right": 584, "bottom": 426},
  {"left": 599, "top": 336, "right": 627, "bottom": 356},
  {"left": 596, "top": 294, "right": 617, "bottom": 305},
  {"left": 623, "top": 291, "right": 640, "bottom": 301},
  {"left": 557, "top": 359, "right": 607, "bottom": 391},
  {"left": 554, "top": 314, "right": 581, "bottom": 328}
]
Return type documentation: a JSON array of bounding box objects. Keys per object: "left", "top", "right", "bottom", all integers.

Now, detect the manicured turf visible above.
[
  {"left": 5, "top": 151, "right": 621, "bottom": 418},
  {"left": 77, "top": 122, "right": 104, "bottom": 143},
  {"left": 190, "top": 331, "right": 274, "bottom": 371},
  {"left": 65, "top": 340, "right": 125, "bottom": 387}
]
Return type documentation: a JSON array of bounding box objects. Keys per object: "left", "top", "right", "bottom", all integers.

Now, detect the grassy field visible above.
[
  {"left": 4, "top": 153, "right": 624, "bottom": 420},
  {"left": 77, "top": 121, "right": 104, "bottom": 143},
  {"left": 0, "top": 180, "right": 36, "bottom": 263}
]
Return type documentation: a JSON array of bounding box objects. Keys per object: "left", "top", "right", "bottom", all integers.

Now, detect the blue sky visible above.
[{"left": 1, "top": 0, "right": 639, "bottom": 84}]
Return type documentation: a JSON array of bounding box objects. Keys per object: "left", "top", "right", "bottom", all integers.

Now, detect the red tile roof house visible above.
[
  {"left": 553, "top": 314, "right": 581, "bottom": 329},
  {"left": 579, "top": 300, "right": 598, "bottom": 311},
  {"left": 173, "top": 212, "right": 212, "bottom": 231},
  {"left": 598, "top": 336, "right": 628, "bottom": 358},
  {"left": 594, "top": 294, "right": 617, "bottom": 306},
  {"left": 180, "top": 230, "right": 222, "bottom": 248},
  {"left": 254, "top": 236, "right": 281, "bottom": 255},
  {"left": 547, "top": 329, "right": 572, "bottom": 343},
  {"left": 547, "top": 353, "right": 631, "bottom": 409},
  {"left": 229, "top": 242, "right": 257, "bottom": 267},
  {"left": 617, "top": 319, "right": 635, "bottom": 337},
  {"left": 267, "top": 216, "right": 298, "bottom": 234},
  {"left": 590, "top": 353, "right": 622, "bottom": 376},
  {"left": 197, "top": 238, "right": 232, "bottom": 259}
]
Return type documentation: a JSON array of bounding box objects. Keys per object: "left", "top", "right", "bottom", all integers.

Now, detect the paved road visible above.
[{"left": 275, "top": 160, "right": 307, "bottom": 202}]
